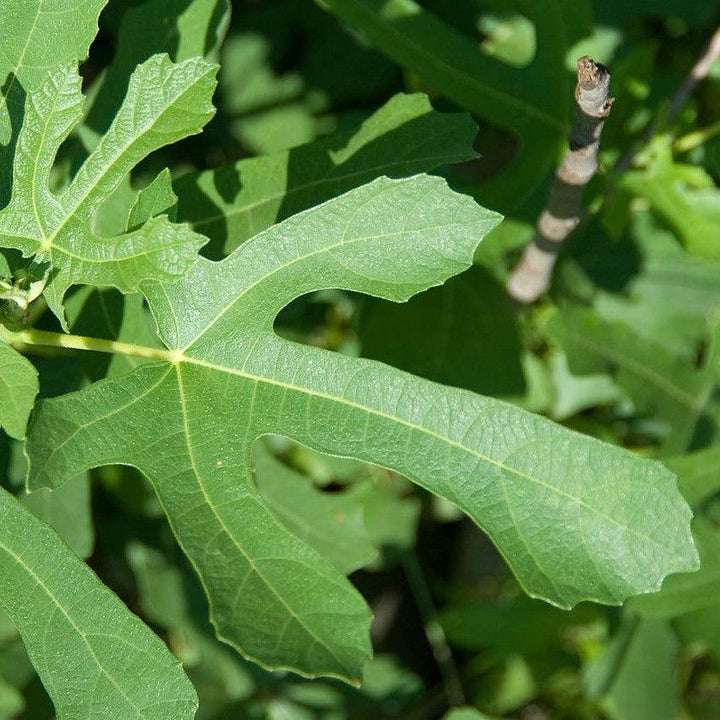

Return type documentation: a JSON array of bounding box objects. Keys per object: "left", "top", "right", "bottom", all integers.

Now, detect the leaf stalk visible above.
[{"left": 0, "top": 325, "right": 174, "bottom": 363}]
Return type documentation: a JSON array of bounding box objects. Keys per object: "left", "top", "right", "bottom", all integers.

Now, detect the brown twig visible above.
[
  {"left": 506, "top": 57, "right": 613, "bottom": 304},
  {"left": 615, "top": 24, "right": 720, "bottom": 173},
  {"left": 668, "top": 24, "right": 720, "bottom": 124}
]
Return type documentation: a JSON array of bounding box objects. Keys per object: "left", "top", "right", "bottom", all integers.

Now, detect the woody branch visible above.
[{"left": 507, "top": 57, "right": 613, "bottom": 304}]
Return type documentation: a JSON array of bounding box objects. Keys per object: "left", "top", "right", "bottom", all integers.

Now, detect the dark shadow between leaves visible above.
[
  {"left": 357, "top": 265, "right": 525, "bottom": 398},
  {"left": 0, "top": 72, "right": 26, "bottom": 210}
]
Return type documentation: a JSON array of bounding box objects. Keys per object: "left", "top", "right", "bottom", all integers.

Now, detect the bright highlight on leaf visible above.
[{"left": 25, "top": 174, "right": 697, "bottom": 683}]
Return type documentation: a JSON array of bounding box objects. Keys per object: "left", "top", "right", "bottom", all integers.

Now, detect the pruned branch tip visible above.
[{"left": 506, "top": 56, "right": 613, "bottom": 304}]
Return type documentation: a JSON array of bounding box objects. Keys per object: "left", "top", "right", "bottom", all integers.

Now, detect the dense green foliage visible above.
[{"left": 0, "top": 1, "right": 719, "bottom": 718}]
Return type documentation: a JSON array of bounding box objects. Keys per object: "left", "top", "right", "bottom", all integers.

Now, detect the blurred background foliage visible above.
[{"left": 3, "top": 0, "right": 720, "bottom": 718}]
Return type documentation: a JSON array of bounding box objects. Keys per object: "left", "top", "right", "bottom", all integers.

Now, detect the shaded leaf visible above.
[
  {"left": 174, "top": 92, "right": 479, "bottom": 256},
  {"left": 23, "top": 476, "right": 94, "bottom": 560},
  {"left": 126, "top": 542, "right": 256, "bottom": 708},
  {"left": 547, "top": 307, "right": 714, "bottom": 453},
  {"left": 441, "top": 597, "right": 599, "bottom": 658},
  {"left": 548, "top": 349, "right": 624, "bottom": 421},
  {"left": 0, "top": 673, "right": 23, "bottom": 719},
  {"left": 127, "top": 169, "right": 178, "bottom": 232},
  {"left": 666, "top": 446, "right": 720, "bottom": 508},
  {"left": 674, "top": 603, "right": 720, "bottom": 665},
  {"left": 585, "top": 617, "right": 680, "bottom": 720},
  {"left": 257, "top": 444, "right": 420, "bottom": 572},
  {"left": 629, "top": 519, "right": 720, "bottom": 620},
  {"left": 5, "top": 435, "right": 94, "bottom": 560},
  {"left": 358, "top": 265, "right": 524, "bottom": 398},
  {"left": 65, "top": 289, "right": 162, "bottom": 381},
  {"left": 315, "top": 0, "right": 591, "bottom": 213},
  {"left": 256, "top": 444, "right": 379, "bottom": 574},
  {"left": 595, "top": 0, "right": 714, "bottom": 25}
]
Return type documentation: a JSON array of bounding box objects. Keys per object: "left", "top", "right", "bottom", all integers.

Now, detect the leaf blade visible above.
[
  {"left": 0, "top": 342, "right": 38, "bottom": 440},
  {"left": 0, "top": 486, "right": 198, "bottom": 720},
  {"left": 0, "top": 54, "right": 217, "bottom": 325},
  {"left": 25, "top": 174, "right": 698, "bottom": 684}
]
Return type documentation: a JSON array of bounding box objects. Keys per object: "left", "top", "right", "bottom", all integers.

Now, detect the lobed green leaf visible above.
[
  {"left": 25, "top": 175, "right": 698, "bottom": 683},
  {"left": 0, "top": 54, "right": 217, "bottom": 327}
]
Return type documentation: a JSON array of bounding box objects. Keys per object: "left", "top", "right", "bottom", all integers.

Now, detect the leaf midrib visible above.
[
  {"left": 180, "top": 352, "right": 678, "bottom": 556},
  {"left": 35, "top": 340, "right": 681, "bottom": 562},
  {"left": 174, "top": 362, "right": 352, "bottom": 672}
]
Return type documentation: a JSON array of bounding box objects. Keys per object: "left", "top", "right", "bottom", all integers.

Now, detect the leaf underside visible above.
[{"left": 26, "top": 174, "right": 698, "bottom": 682}]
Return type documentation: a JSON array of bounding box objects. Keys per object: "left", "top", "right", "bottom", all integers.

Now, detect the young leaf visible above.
[
  {"left": 0, "top": 0, "right": 107, "bottom": 198},
  {"left": 0, "top": 54, "right": 217, "bottom": 327},
  {"left": 25, "top": 175, "right": 697, "bottom": 683},
  {"left": 174, "top": 92, "right": 479, "bottom": 256},
  {"left": 0, "top": 342, "right": 38, "bottom": 439},
  {"left": 0, "top": 486, "right": 198, "bottom": 720}
]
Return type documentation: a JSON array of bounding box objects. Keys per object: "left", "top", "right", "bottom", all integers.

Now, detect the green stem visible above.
[
  {"left": 674, "top": 120, "right": 720, "bottom": 154},
  {"left": 402, "top": 552, "right": 465, "bottom": 707},
  {"left": 0, "top": 325, "right": 175, "bottom": 363}
]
